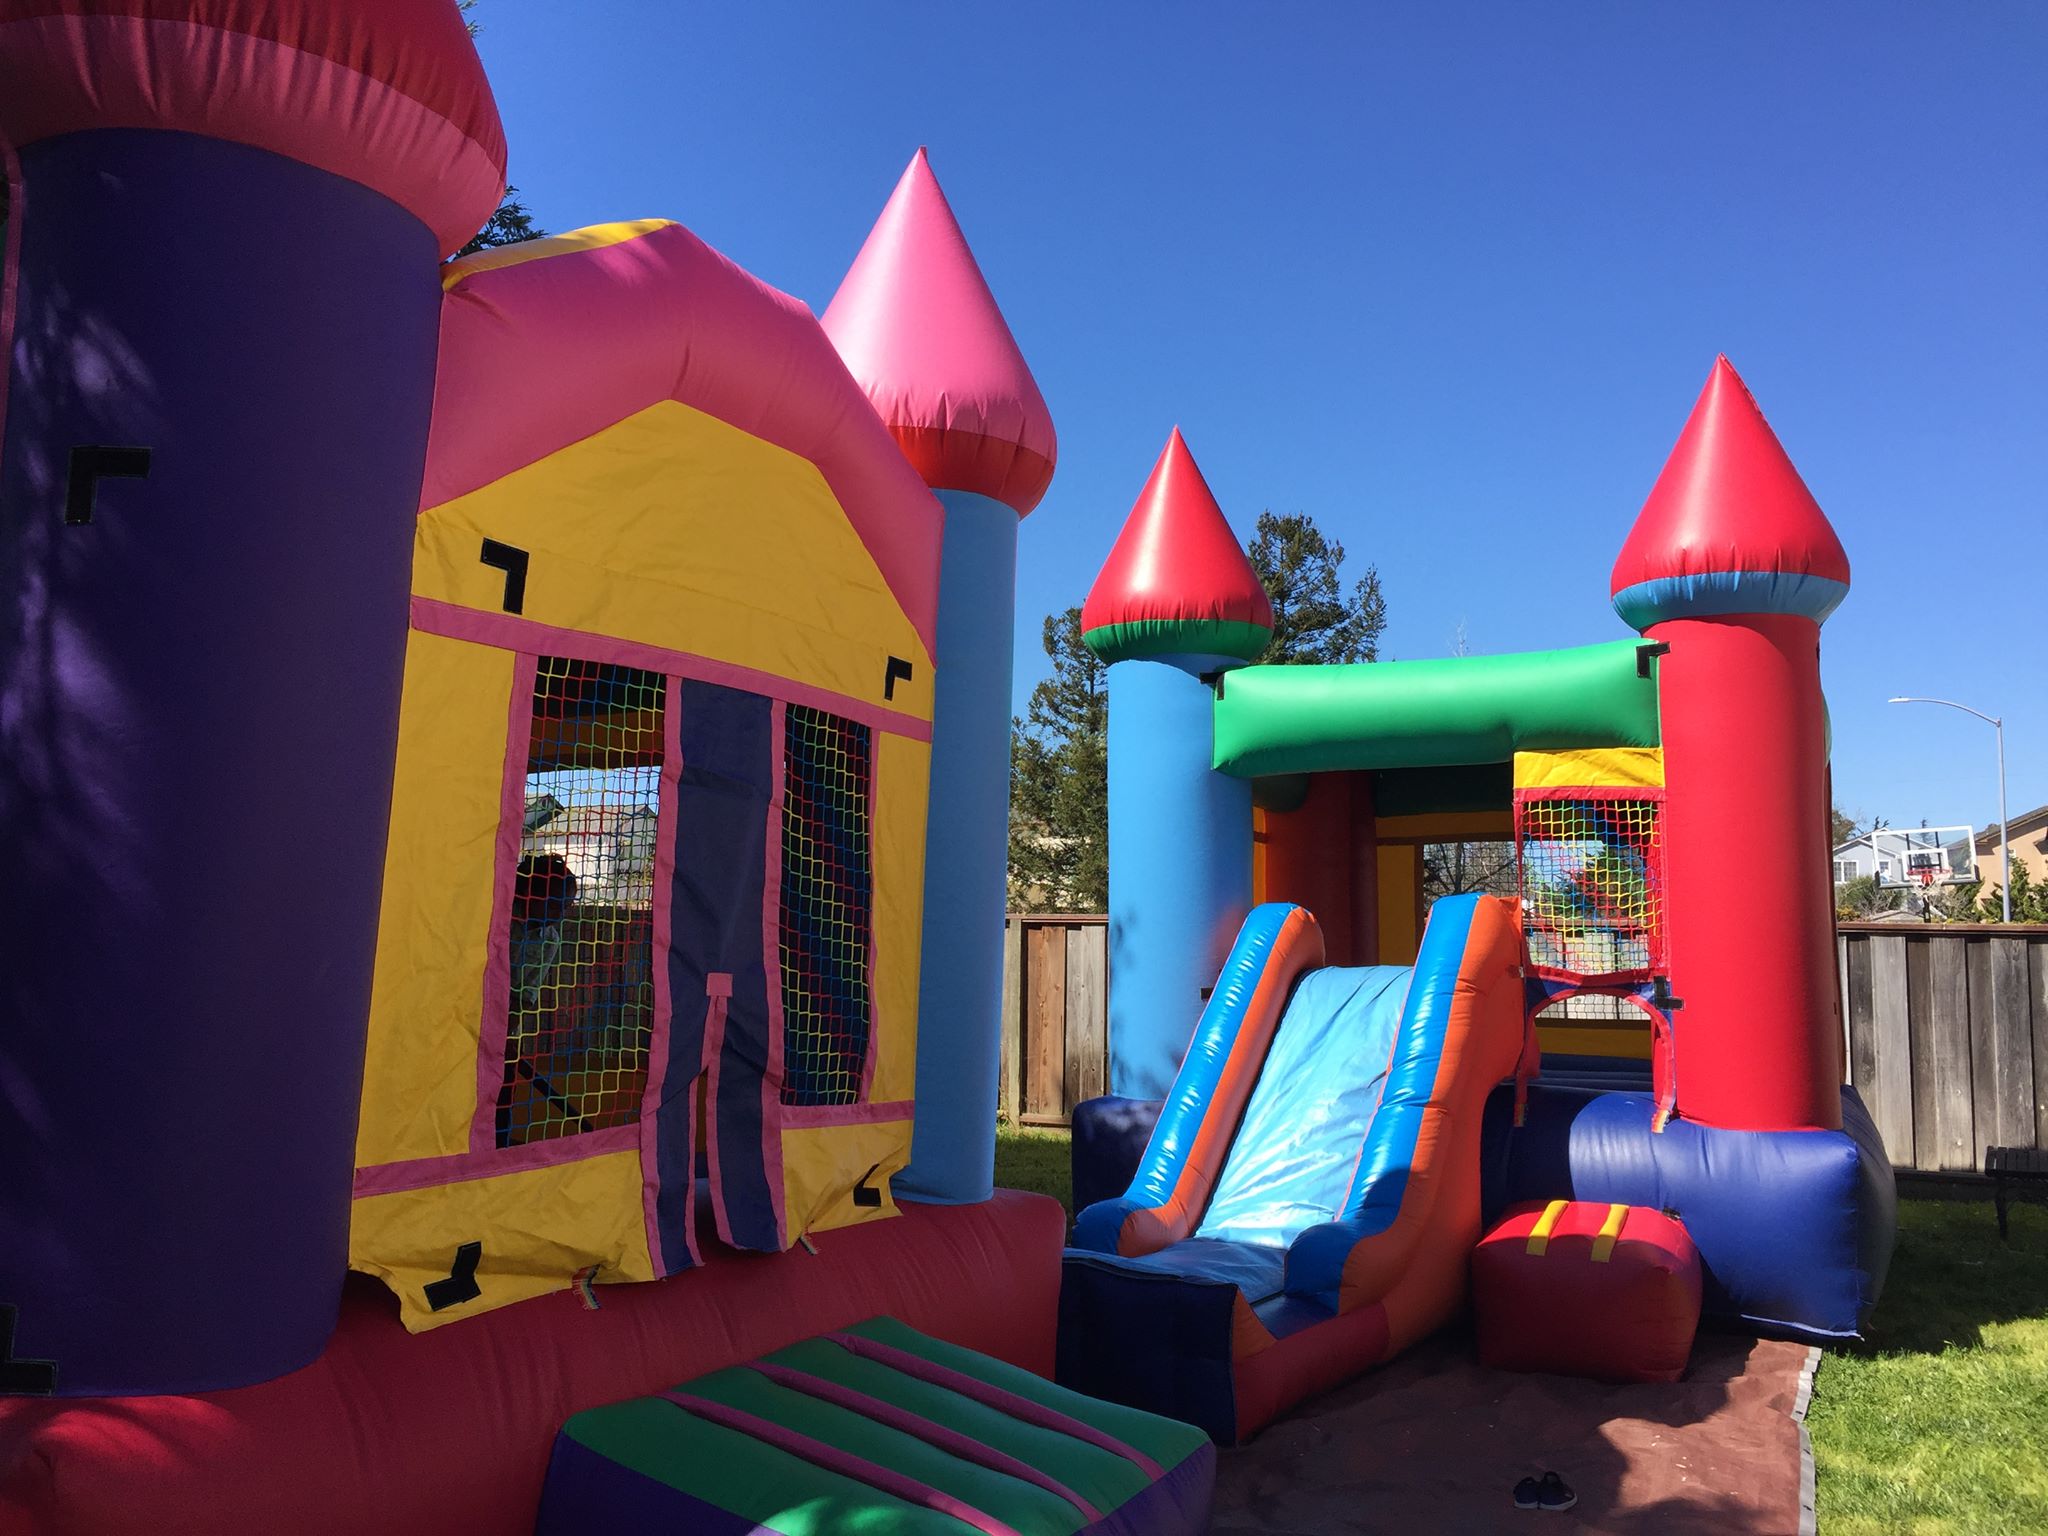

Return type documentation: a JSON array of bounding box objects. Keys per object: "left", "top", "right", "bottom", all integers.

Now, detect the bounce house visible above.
[
  {"left": 1057, "top": 376, "right": 1896, "bottom": 1441},
  {"left": 0, "top": 2, "right": 1896, "bottom": 1525},
  {"left": 0, "top": 7, "right": 1214, "bottom": 1532}
]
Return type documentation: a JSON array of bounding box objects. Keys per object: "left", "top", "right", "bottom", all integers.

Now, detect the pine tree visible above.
[
  {"left": 1007, "top": 608, "right": 1109, "bottom": 912},
  {"left": 457, "top": 190, "right": 546, "bottom": 258},
  {"left": 1975, "top": 859, "right": 2048, "bottom": 923},
  {"left": 1247, "top": 511, "right": 1388, "bottom": 664}
]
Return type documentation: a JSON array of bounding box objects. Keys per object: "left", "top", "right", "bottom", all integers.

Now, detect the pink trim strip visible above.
[
  {"left": 824, "top": 1332, "right": 1166, "bottom": 1479},
  {"left": 656, "top": 1393, "right": 1020, "bottom": 1536},
  {"left": 704, "top": 982, "right": 736, "bottom": 1248},
  {"left": 1512, "top": 786, "right": 1667, "bottom": 804},
  {"left": 468, "top": 651, "right": 539, "bottom": 1155},
  {"left": 857, "top": 724, "right": 883, "bottom": 1104},
  {"left": 410, "top": 597, "right": 933, "bottom": 742},
  {"left": 354, "top": 1123, "right": 637, "bottom": 1200},
  {"left": 640, "top": 677, "right": 691, "bottom": 1271},
  {"left": 747, "top": 1363, "right": 1101, "bottom": 1520},
  {"left": 761, "top": 699, "right": 791, "bottom": 1245},
  {"left": 779, "top": 1099, "right": 914, "bottom": 1129}
]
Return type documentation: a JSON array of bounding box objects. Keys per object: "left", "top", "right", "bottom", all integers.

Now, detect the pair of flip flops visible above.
[{"left": 1513, "top": 1472, "right": 1577, "bottom": 1512}]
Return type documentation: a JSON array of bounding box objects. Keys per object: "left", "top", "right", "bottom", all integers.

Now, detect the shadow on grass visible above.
[{"left": 1845, "top": 1197, "right": 2048, "bottom": 1357}]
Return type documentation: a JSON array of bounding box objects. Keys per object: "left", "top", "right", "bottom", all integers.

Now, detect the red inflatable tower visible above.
[{"left": 1611, "top": 358, "right": 1851, "bottom": 1132}]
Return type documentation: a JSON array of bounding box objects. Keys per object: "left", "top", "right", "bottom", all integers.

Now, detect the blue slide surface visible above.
[{"left": 1193, "top": 965, "right": 1409, "bottom": 1250}]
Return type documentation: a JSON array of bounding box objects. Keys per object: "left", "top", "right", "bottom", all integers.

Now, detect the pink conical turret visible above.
[
  {"left": 822, "top": 148, "right": 1056, "bottom": 515},
  {"left": 823, "top": 151, "right": 1053, "bottom": 1205}
]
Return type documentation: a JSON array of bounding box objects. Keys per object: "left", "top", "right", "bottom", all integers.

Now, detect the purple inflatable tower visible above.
[{"left": 0, "top": 2, "right": 506, "bottom": 1395}]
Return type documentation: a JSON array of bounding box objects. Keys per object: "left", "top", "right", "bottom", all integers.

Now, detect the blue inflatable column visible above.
[
  {"left": 899, "top": 489, "right": 1018, "bottom": 1203},
  {"left": 1107, "top": 661, "right": 1253, "bottom": 1099}
]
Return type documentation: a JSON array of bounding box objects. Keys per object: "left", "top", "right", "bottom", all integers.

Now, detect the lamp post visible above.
[{"left": 1889, "top": 696, "right": 2009, "bottom": 922}]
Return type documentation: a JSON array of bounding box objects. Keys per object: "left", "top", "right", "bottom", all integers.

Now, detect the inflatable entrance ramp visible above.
[
  {"left": 1059, "top": 895, "right": 1524, "bottom": 1442},
  {"left": 537, "top": 1316, "right": 1214, "bottom": 1534}
]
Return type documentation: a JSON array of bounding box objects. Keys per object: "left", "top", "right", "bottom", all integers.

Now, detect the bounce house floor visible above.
[
  {"left": 1211, "top": 1324, "right": 1819, "bottom": 1535},
  {"left": 0, "top": 1190, "right": 1066, "bottom": 1536}
]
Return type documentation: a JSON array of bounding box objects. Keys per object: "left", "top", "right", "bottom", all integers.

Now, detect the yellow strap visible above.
[
  {"left": 1525, "top": 1199, "right": 1571, "bottom": 1256},
  {"left": 1589, "top": 1203, "right": 1630, "bottom": 1262}
]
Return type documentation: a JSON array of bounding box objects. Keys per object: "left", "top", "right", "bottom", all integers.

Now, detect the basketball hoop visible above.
[{"left": 1912, "top": 863, "right": 1940, "bottom": 888}]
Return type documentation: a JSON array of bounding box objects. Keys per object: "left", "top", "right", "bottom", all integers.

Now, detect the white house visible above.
[{"left": 1831, "top": 824, "right": 1976, "bottom": 888}]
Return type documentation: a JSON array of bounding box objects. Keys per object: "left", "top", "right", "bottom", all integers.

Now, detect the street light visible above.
[{"left": 1888, "top": 696, "right": 2009, "bottom": 922}]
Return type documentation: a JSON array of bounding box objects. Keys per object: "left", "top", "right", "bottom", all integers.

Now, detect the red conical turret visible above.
[
  {"left": 1611, "top": 356, "right": 1850, "bottom": 631},
  {"left": 1082, "top": 429, "right": 1273, "bottom": 669},
  {"left": 821, "top": 148, "right": 1056, "bottom": 515},
  {"left": 1625, "top": 357, "right": 1847, "bottom": 1135}
]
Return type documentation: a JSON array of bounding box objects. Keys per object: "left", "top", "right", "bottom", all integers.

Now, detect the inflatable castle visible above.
[
  {"left": 1057, "top": 371, "right": 1895, "bottom": 1441},
  {"left": 1, "top": 2, "right": 1893, "bottom": 1525},
  {"left": 0, "top": 8, "right": 1215, "bottom": 1532}
]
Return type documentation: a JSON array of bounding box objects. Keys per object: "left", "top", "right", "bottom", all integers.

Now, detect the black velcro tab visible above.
[
  {"left": 883, "top": 656, "right": 914, "bottom": 701},
  {"left": 851, "top": 1164, "right": 883, "bottom": 1209},
  {"left": 0, "top": 1304, "right": 57, "bottom": 1396},
  {"left": 1635, "top": 640, "right": 1670, "bottom": 679},
  {"left": 64, "top": 444, "right": 151, "bottom": 525},
  {"left": 424, "top": 1242, "right": 484, "bottom": 1311},
  {"left": 479, "top": 539, "right": 529, "bottom": 614}
]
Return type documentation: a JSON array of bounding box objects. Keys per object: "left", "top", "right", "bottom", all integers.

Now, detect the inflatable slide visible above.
[{"left": 1059, "top": 894, "right": 1524, "bottom": 1442}]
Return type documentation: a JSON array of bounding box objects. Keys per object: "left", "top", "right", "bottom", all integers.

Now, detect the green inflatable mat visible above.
[{"left": 535, "top": 1316, "right": 1214, "bottom": 1535}]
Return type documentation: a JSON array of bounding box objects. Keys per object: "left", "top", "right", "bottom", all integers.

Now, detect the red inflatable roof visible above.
[
  {"left": 1611, "top": 357, "right": 1850, "bottom": 626},
  {"left": 0, "top": 0, "right": 506, "bottom": 257},
  {"left": 1081, "top": 429, "right": 1273, "bottom": 666},
  {"left": 821, "top": 149, "right": 1056, "bottom": 517}
]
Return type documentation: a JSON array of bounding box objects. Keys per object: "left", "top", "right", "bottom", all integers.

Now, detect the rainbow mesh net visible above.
[
  {"left": 496, "top": 658, "right": 663, "bottom": 1148},
  {"left": 1516, "top": 792, "right": 1666, "bottom": 981},
  {"left": 778, "top": 705, "right": 874, "bottom": 1107}
]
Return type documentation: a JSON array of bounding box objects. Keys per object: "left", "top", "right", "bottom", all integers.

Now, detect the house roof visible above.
[{"left": 1978, "top": 804, "right": 2048, "bottom": 851}]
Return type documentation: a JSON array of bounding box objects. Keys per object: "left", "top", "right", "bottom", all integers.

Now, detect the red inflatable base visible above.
[
  {"left": 0, "top": 1190, "right": 1065, "bottom": 1536},
  {"left": 1473, "top": 1201, "right": 1702, "bottom": 1385}
]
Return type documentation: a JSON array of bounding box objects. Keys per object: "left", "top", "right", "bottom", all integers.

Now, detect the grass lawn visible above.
[
  {"left": 995, "top": 1126, "right": 2048, "bottom": 1533},
  {"left": 994, "top": 1122, "right": 1072, "bottom": 1216},
  {"left": 1809, "top": 1196, "right": 2048, "bottom": 1534}
]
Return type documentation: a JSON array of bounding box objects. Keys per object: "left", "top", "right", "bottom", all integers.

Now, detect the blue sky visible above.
[{"left": 473, "top": 3, "right": 2044, "bottom": 838}]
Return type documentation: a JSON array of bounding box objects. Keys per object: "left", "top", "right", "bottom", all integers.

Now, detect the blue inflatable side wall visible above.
[
  {"left": 1073, "top": 903, "right": 1302, "bottom": 1254},
  {"left": 1106, "top": 661, "right": 1252, "bottom": 1100},
  {"left": 1481, "top": 1083, "right": 1897, "bottom": 1338},
  {"left": 900, "top": 489, "right": 1017, "bottom": 1204},
  {"left": 1071, "top": 1096, "right": 1165, "bottom": 1213}
]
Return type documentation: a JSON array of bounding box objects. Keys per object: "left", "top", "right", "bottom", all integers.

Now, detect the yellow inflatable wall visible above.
[{"left": 348, "top": 224, "right": 941, "bottom": 1329}]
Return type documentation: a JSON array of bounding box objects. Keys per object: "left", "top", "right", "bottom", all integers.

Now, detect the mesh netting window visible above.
[
  {"left": 1516, "top": 792, "right": 1667, "bottom": 981},
  {"left": 496, "top": 657, "right": 664, "bottom": 1148},
  {"left": 779, "top": 705, "right": 874, "bottom": 1107}
]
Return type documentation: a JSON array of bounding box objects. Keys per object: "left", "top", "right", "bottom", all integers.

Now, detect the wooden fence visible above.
[
  {"left": 998, "top": 915, "right": 1107, "bottom": 1126},
  {"left": 997, "top": 914, "right": 2048, "bottom": 1166},
  {"left": 1839, "top": 923, "right": 2048, "bottom": 1172}
]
